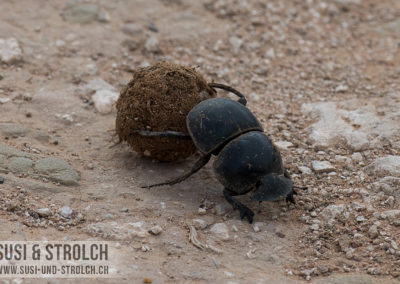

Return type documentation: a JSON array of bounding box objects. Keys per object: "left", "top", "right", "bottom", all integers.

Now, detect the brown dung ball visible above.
[{"left": 116, "top": 62, "right": 216, "bottom": 161}]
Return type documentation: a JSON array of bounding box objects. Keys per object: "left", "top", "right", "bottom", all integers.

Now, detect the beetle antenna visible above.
[{"left": 208, "top": 83, "right": 247, "bottom": 106}]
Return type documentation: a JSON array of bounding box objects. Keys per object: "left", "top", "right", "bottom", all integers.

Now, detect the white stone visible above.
[
  {"left": 59, "top": 206, "right": 73, "bottom": 218},
  {"left": 335, "top": 155, "right": 348, "bottom": 163},
  {"left": 368, "top": 225, "right": 379, "bottom": 239},
  {"left": 383, "top": 210, "right": 400, "bottom": 221},
  {"left": 253, "top": 224, "right": 260, "bottom": 232},
  {"left": 229, "top": 36, "right": 242, "bottom": 54},
  {"left": 0, "top": 38, "right": 23, "bottom": 64},
  {"left": 149, "top": 225, "right": 162, "bottom": 235},
  {"left": 365, "top": 156, "right": 400, "bottom": 178},
  {"left": 210, "top": 223, "right": 230, "bottom": 241},
  {"left": 372, "top": 176, "right": 400, "bottom": 201},
  {"left": 144, "top": 37, "right": 160, "bottom": 53},
  {"left": 335, "top": 84, "right": 349, "bottom": 93},
  {"left": 249, "top": 92, "right": 260, "bottom": 101},
  {"left": 0, "top": 97, "right": 11, "bottom": 104},
  {"left": 311, "top": 223, "right": 319, "bottom": 231},
  {"left": 198, "top": 207, "right": 207, "bottom": 215},
  {"left": 302, "top": 99, "right": 400, "bottom": 151},
  {"left": 224, "top": 271, "right": 235, "bottom": 278},
  {"left": 320, "top": 204, "right": 345, "bottom": 222},
  {"left": 356, "top": 215, "right": 365, "bottom": 222},
  {"left": 128, "top": 221, "right": 145, "bottom": 229},
  {"left": 298, "top": 166, "right": 312, "bottom": 175},
  {"left": 274, "top": 140, "right": 293, "bottom": 150},
  {"left": 36, "top": 208, "right": 51, "bottom": 217},
  {"left": 97, "top": 10, "right": 110, "bottom": 23},
  {"left": 83, "top": 78, "right": 119, "bottom": 114},
  {"left": 311, "top": 160, "right": 335, "bottom": 173},
  {"left": 55, "top": 40, "right": 66, "bottom": 47},
  {"left": 265, "top": 48, "right": 275, "bottom": 58},
  {"left": 192, "top": 219, "right": 207, "bottom": 230},
  {"left": 351, "top": 152, "right": 363, "bottom": 162},
  {"left": 92, "top": 89, "right": 119, "bottom": 114}
]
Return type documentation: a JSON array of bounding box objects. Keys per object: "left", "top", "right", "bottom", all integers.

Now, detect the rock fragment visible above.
[
  {"left": 144, "top": 37, "right": 161, "bottom": 54},
  {"left": 0, "top": 38, "right": 23, "bottom": 64},
  {"left": 365, "top": 155, "right": 400, "bottom": 178},
  {"left": 0, "top": 123, "right": 30, "bottom": 138},
  {"left": 121, "top": 23, "right": 143, "bottom": 36},
  {"left": 92, "top": 89, "right": 119, "bottom": 114},
  {"left": 36, "top": 208, "right": 52, "bottom": 217},
  {"left": 83, "top": 78, "right": 119, "bottom": 114},
  {"left": 8, "top": 157, "right": 33, "bottom": 173},
  {"left": 320, "top": 204, "right": 345, "bottom": 222},
  {"left": 35, "top": 157, "right": 80, "bottom": 186},
  {"left": 149, "top": 225, "right": 162, "bottom": 235},
  {"left": 59, "top": 206, "right": 73, "bottom": 218},
  {"left": 192, "top": 219, "right": 208, "bottom": 230},
  {"left": 311, "top": 160, "right": 335, "bottom": 173},
  {"left": 210, "top": 223, "right": 230, "bottom": 241},
  {"left": 229, "top": 36, "right": 243, "bottom": 54},
  {"left": 298, "top": 166, "right": 312, "bottom": 174}
]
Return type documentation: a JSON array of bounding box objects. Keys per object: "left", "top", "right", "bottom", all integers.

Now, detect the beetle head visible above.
[{"left": 251, "top": 173, "right": 294, "bottom": 202}]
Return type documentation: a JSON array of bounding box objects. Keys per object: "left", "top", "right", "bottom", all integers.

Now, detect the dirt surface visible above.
[{"left": 0, "top": 0, "right": 400, "bottom": 283}]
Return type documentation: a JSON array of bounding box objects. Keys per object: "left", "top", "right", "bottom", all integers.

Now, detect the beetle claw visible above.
[
  {"left": 286, "top": 192, "right": 296, "bottom": 204},
  {"left": 239, "top": 207, "right": 254, "bottom": 223}
]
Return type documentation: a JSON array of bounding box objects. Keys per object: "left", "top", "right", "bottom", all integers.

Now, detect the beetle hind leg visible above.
[
  {"left": 130, "top": 130, "right": 191, "bottom": 139},
  {"left": 143, "top": 155, "right": 211, "bottom": 188},
  {"left": 223, "top": 188, "right": 254, "bottom": 223}
]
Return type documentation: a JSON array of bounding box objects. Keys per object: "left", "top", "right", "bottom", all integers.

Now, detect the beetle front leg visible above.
[{"left": 223, "top": 188, "right": 254, "bottom": 223}]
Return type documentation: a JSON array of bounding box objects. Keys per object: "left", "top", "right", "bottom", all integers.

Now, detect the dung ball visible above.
[{"left": 116, "top": 62, "right": 216, "bottom": 161}]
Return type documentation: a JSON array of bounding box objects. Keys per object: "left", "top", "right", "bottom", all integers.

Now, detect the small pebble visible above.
[
  {"left": 356, "top": 215, "right": 365, "bottom": 222},
  {"left": 351, "top": 152, "right": 363, "bottom": 162},
  {"left": 36, "top": 208, "right": 51, "bottom": 217},
  {"left": 198, "top": 207, "right": 206, "bottom": 215},
  {"left": 59, "top": 206, "right": 73, "bottom": 218},
  {"left": 210, "top": 223, "right": 230, "bottom": 241},
  {"left": 215, "top": 203, "right": 226, "bottom": 215},
  {"left": 368, "top": 225, "right": 379, "bottom": 239},
  {"left": 149, "top": 225, "right": 162, "bottom": 235},
  {"left": 311, "top": 160, "right": 335, "bottom": 173},
  {"left": 192, "top": 219, "right": 207, "bottom": 230},
  {"left": 298, "top": 166, "right": 312, "bottom": 175}
]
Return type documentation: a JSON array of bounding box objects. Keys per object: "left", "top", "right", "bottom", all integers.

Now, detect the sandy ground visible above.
[{"left": 0, "top": 0, "right": 400, "bottom": 283}]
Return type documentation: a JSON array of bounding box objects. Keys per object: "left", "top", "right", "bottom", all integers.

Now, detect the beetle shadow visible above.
[{"left": 112, "top": 145, "right": 225, "bottom": 211}]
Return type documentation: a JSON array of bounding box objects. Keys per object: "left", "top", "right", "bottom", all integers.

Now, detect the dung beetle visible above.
[{"left": 134, "top": 83, "right": 300, "bottom": 223}]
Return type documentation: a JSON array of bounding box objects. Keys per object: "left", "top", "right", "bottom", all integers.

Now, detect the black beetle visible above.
[{"left": 134, "top": 83, "right": 300, "bottom": 223}]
